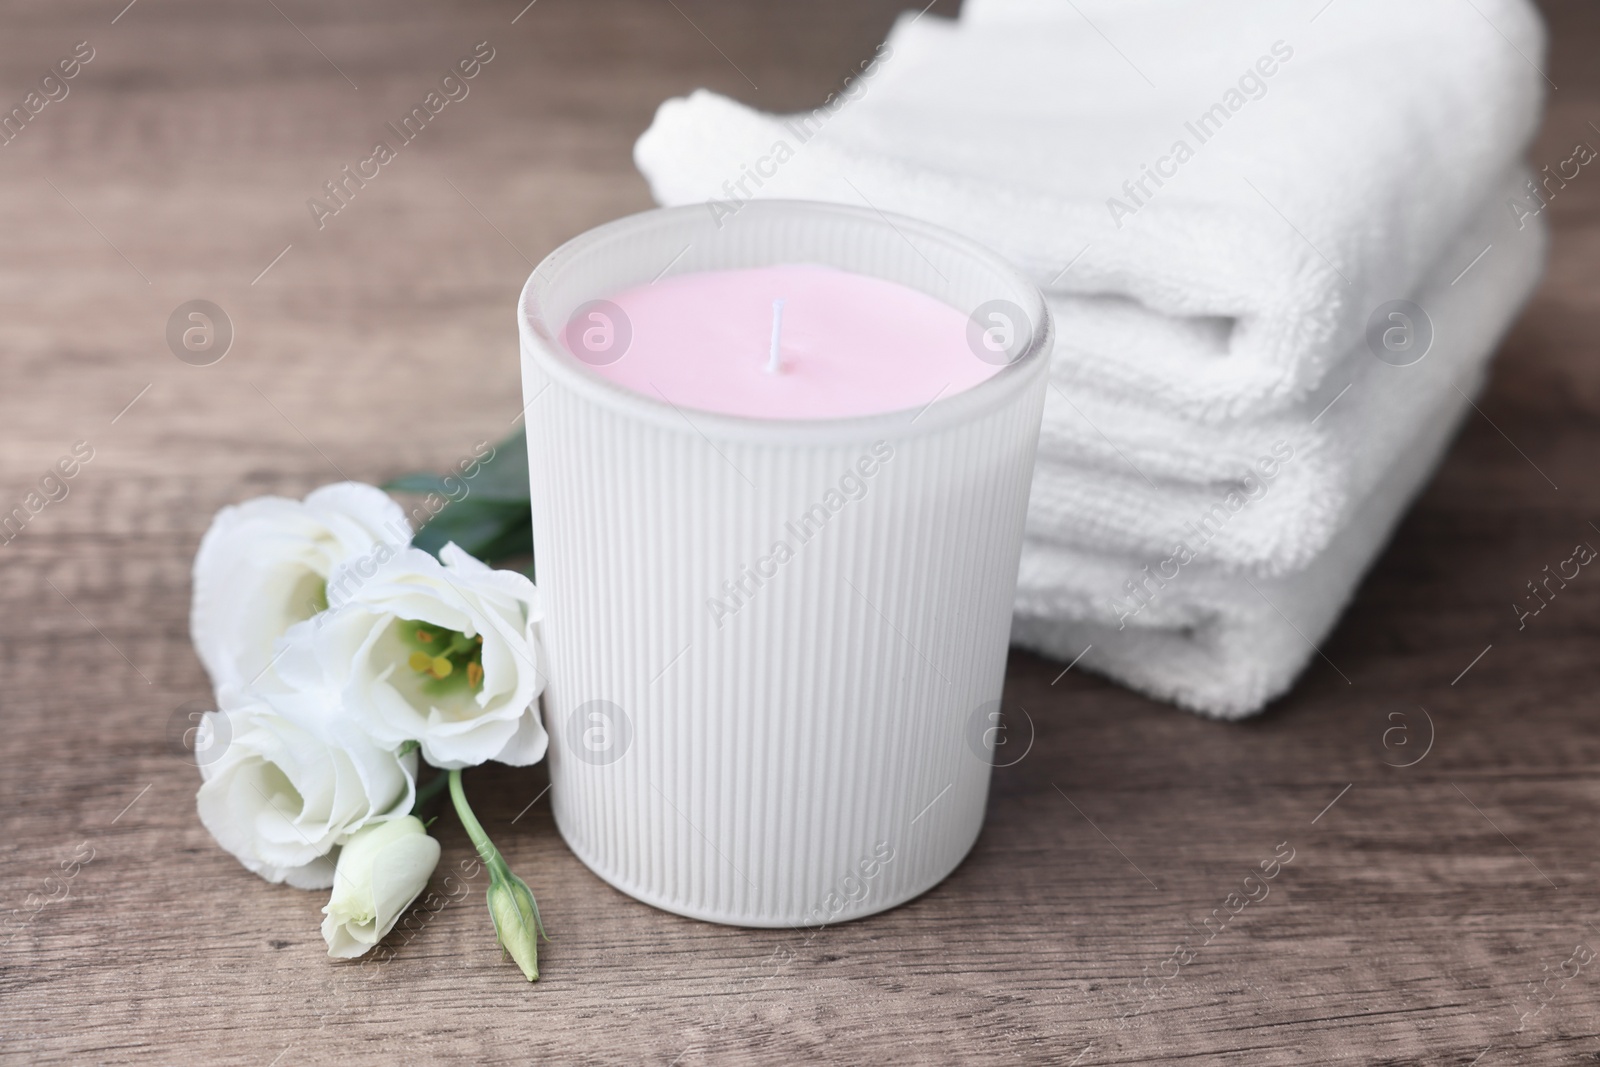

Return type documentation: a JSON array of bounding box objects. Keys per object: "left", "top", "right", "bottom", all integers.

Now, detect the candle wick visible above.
[{"left": 765, "top": 298, "right": 785, "bottom": 375}]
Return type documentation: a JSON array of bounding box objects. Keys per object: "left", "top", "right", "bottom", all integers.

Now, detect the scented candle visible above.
[{"left": 519, "top": 200, "right": 1051, "bottom": 927}]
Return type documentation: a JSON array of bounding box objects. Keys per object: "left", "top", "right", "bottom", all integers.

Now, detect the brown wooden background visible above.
[{"left": 3, "top": 0, "right": 1599, "bottom": 1062}]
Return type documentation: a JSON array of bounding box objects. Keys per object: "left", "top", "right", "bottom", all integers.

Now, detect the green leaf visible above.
[
  {"left": 383, "top": 472, "right": 457, "bottom": 496},
  {"left": 466, "top": 427, "right": 532, "bottom": 503},
  {"left": 386, "top": 427, "right": 535, "bottom": 569},
  {"left": 468, "top": 517, "right": 535, "bottom": 568},
  {"left": 383, "top": 428, "right": 531, "bottom": 505},
  {"left": 412, "top": 500, "right": 529, "bottom": 560}
]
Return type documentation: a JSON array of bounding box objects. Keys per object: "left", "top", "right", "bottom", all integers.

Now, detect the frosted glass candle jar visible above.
[{"left": 518, "top": 200, "right": 1052, "bottom": 927}]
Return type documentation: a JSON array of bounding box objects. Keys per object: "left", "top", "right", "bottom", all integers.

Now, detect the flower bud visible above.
[
  {"left": 487, "top": 871, "right": 545, "bottom": 981},
  {"left": 321, "top": 816, "right": 441, "bottom": 958}
]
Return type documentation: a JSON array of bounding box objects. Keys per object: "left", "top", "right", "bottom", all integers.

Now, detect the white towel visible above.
[
  {"left": 1013, "top": 207, "right": 1548, "bottom": 718},
  {"left": 1025, "top": 171, "right": 1537, "bottom": 575},
  {"left": 634, "top": 0, "right": 1546, "bottom": 422}
]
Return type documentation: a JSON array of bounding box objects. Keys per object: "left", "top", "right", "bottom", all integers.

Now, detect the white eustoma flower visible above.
[
  {"left": 190, "top": 482, "right": 410, "bottom": 696},
  {"left": 321, "top": 815, "right": 441, "bottom": 958},
  {"left": 278, "top": 543, "right": 547, "bottom": 770},
  {"left": 196, "top": 688, "right": 417, "bottom": 890}
]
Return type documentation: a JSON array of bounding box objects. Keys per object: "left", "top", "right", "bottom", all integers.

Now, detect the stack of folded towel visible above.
[{"left": 633, "top": 0, "right": 1549, "bottom": 717}]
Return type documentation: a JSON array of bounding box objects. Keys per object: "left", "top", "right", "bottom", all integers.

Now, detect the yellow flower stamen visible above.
[
  {"left": 467, "top": 661, "right": 483, "bottom": 688},
  {"left": 431, "top": 656, "right": 453, "bottom": 679},
  {"left": 416, "top": 629, "right": 433, "bottom": 643},
  {"left": 408, "top": 651, "right": 433, "bottom": 673}
]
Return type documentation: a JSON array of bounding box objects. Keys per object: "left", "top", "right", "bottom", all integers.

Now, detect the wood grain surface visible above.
[{"left": 3, "top": 0, "right": 1599, "bottom": 1063}]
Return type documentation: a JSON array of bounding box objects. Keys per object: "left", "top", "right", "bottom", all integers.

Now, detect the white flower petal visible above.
[
  {"left": 488, "top": 704, "right": 550, "bottom": 767},
  {"left": 195, "top": 691, "right": 416, "bottom": 888},
  {"left": 191, "top": 483, "right": 411, "bottom": 695},
  {"left": 297, "top": 544, "right": 549, "bottom": 769},
  {"left": 320, "top": 816, "right": 440, "bottom": 958}
]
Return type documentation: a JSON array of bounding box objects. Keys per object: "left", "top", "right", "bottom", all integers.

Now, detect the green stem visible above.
[
  {"left": 410, "top": 770, "right": 452, "bottom": 816},
  {"left": 447, "top": 768, "right": 508, "bottom": 876}
]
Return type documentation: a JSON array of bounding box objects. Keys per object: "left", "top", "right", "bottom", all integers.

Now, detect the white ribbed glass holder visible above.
[{"left": 518, "top": 200, "right": 1052, "bottom": 927}]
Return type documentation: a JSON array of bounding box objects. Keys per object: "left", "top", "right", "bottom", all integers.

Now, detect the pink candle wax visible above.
[{"left": 563, "top": 264, "right": 1001, "bottom": 420}]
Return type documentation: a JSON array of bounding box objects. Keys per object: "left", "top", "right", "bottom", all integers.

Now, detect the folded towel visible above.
[
  {"left": 634, "top": 0, "right": 1545, "bottom": 422},
  {"left": 1012, "top": 206, "right": 1548, "bottom": 718},
  {"left": 1025, "top": 171, "right": 1536, "bottom": 575}
]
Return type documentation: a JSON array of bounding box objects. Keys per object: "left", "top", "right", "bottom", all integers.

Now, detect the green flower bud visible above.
[{"left": 487, "top": 871, "right": 545, "bottom": 981}]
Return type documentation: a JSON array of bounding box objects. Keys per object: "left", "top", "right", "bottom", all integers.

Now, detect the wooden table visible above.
[{"left": 4, "top": 1, "right": 1598, "bottom": 1062}]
